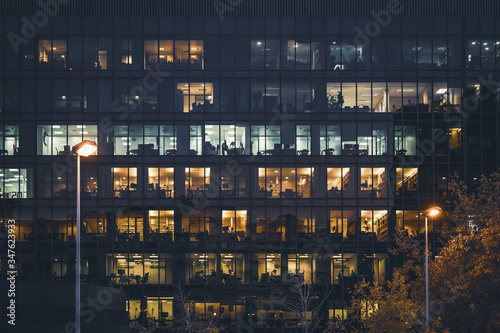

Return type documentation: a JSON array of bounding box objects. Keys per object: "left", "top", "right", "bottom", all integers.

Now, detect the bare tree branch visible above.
[
  {"left": 283, "top": 277, "right": 334, "bottom": 333},
  {"left": 174, "top": 282, "right": 221, "bottom": 333}
]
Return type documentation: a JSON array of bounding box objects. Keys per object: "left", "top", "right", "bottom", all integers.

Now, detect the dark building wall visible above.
[
  {"left": 0, "top": 281, "right": 129, "bottom": 332},
  {"left": 1, "top": 0, "right": 500, "bottom": 16}
]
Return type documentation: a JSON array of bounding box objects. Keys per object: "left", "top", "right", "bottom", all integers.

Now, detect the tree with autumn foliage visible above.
[
  {"left": 342, "top": 172, "right": 500, "bottom": 333},
  {"left": 339, "top": 272, "right": 423, "bottom": 333}
]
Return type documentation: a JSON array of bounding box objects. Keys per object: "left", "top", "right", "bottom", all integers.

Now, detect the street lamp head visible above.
[
  {"left": 72, "top": 140, "right": 97, "bottom": 157},
  {"left": 423, "top": 206, "right": 442, "bottom": 217}
]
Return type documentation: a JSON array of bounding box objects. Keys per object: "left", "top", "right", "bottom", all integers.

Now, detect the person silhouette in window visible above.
[{"left": 222, "top": 140, "right": 228, "bottom": 155}]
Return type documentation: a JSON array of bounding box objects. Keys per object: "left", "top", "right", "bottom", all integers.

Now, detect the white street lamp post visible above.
[
  {"left": 423, "top": 206, "right": 442, "bottom": 330},
  {"left": 72, "top": 140, "right": 97, "bottom": 333}
]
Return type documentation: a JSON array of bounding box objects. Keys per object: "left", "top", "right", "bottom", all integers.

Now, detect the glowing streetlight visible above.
[
  {"left": 422, "top": 206, "right": 441, "bottom": 329},
  {"left": 423, "top": 207, "right": 442, "bottom": 217},
  {"left": 72, "top": 140, "right": 98, "bottom": 157},
  {"left": 72, "top": 140, "right": 97, "bottom": 333}
]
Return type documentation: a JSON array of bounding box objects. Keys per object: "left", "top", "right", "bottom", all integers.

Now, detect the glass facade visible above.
[{"left": 1, "top": 5, "right": 499, "bottom": 331}]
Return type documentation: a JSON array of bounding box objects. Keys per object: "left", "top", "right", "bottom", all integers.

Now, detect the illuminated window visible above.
[
  {"left": 431, "top": 84, "right": 461, "bottom": 112},
  {"left": 288, "top": 254, "right": 315, "bottom": 284},
  {"left": 258, "top": 167, "right": 314, "bottom": 198},
  {"left": 38, "top": 39, "right": 67, "bottom": 69},
  {"left": 0, "top": 125, "right": 19, "bottom": 156},
  {"left": 257, "top": 253, "right": 281, "bottom": 283},
  {"left": 193, "top": 302, "right": 223, "bottom": 319},
  {"left": 251, "top": 125, "right": 280, "bottom": 155},
  {"left": 145, "top": 39, "right": 202, "bottom": 70},
  {"left": 296, "top": 125, "right": 311, "bottom": 155},
  {"left": 121, "top": 55, "right": 132, "bottom": 64},
  {"left": 189, "top": 40, "right": 204, "bottom": 69},
  {"left": 98, "top": 50, "right": 108, "bottom": 70},
  {"left": 396, "top": 210, "right": 420, "bottom": 237},
  {"left": 360, "top": 254, "right": 387, "bottom": 284},
  {"left": 189, "top": 125, "right": 202, "bottom": 155},
  {"left": 327, "top": 40, "right": 359, "bottom": 70},
  {"left": 114, "top": 125, "right": 139, "bottom": 155},
  {"left": 145, "top": 40, "right": 175, "bottom": 69},
  {"left": 0, "top": 168, "right": 31, "bottom": 199},
  {"left": 185, "top": 167, "right": 210, "bottom": 197},
  {"left": 148, "top": 168, "right": 174, "bottom": 198},
  {"left": 392, "top": 82, "right": 417, "bottom": 112},
  {"left": 127, "top": 298, "right": 173, "bottom": 327},
  {"left": 187, "top": 253, "right": 217, "bottom": 284},
  {"left": 112, "top": 167, "right": 138, "bottom": 198},
  {"left": 221, "top": 253, "right": 245, "bottom": 284},
  {"left": 119, "top": 39, "right": 133, "bottom": 65},
  {"left": 295, "top": 167, "right": 313, "bottom": 198},
  {"left": 108, "top": 254, "right": 171, "bottom": 285},
  {"left": 148, "top": 210, "right": 174, "bottom": 240},
  {"left": 2, "top": 213, "right": 32, "bottom": 242},
  {"left": 175, "top": 40, "right": 189, "bottom": 67},
  {"left": 449, "top": 127, "right": 462, "bottom": 150},
  {"left": 114, "top": 125, "right": 175, "bottom": 156},
  {"left": 358, "top": 122, "right": 387, "bottom": 155},
  {"left": 327, "top": 168, "right": 351, "bottom": 197},
  {"left": 320, "top": 125, "right": 341, "bottom": 155},
  {"left": 361, "top": 210, "right": 389, "bottom": 241},
  {"left": 360, "top": 301, "right": 379, "bottom": 320},
  {"left": 204, "top": 124, "right": 247, "bottom": 155},
  {"left": 83, "top": 212, "right": 106, "bottom": 237},
  {"left": 326, "top": 83, "right": 344, "bottom": 111},
  {"left": 222, "top": 210, "right": 247, "bottom": 240},
  {"left": 395, "top": 125, "right": 416, "bottom": 155},
  {"left": 325, "top": 81, "right": 459, "bottom": 114},
  {"left": 330, "top": 210, "right": 356, "bottom": 237},
  {"left": 328, "top": 82, "right": 378, "bottom": 112},
  {"left": 329, "top": 305, "right": 353, "bottom": 322},
  {"left": 159, "top": 40, "right": 174, "bottom": 67},
  {"left": 360, "top": 167, "right": 386, "bottom": 198},
  {"left": 177, "top": 82, "right": 213, "bottom": 113},
  {"left": 115, "top": 210, "right": 143, "bottom": 241},
  {"left": 144, "top": 40, "right": 159, "bottom": 67},
  {"left": 160, "top": 125, "right": 177, "bottom": 154},
  {"left": 356, "top": 82, "right": 375, "bottom": 111},
  {"left": 37, "top": 125, "right": 98, "bottom": 155},
  {"left": 396, "top": 168, "right": 418, "bottom": 196},
  {"left": 331, "top": 253, "right": 357, "bottom": 284}
]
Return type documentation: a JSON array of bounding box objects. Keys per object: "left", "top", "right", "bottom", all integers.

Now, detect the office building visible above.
[{"left": 0, "top": 0, "right": 499, "bottom": 331}]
